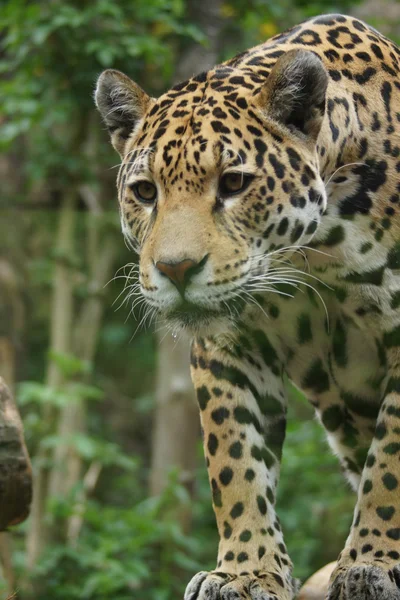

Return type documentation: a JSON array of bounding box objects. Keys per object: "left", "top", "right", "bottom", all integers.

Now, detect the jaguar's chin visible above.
[{"left": 164, "top": 300, "right": 238, "bottom": 337}]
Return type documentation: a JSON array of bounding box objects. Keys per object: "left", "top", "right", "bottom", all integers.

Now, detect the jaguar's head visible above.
[{"left": 96, "top": 50, "right": 328, "bottom": 335}]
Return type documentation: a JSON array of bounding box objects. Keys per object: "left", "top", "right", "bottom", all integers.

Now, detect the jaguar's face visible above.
[
  {"left": 120, "top": 122, "right": 326, "bottom": 336},
  {"left": 96, "top": 50, "right": 328, "bottom": 335}
]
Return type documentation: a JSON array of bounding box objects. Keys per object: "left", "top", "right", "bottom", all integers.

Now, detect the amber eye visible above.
[
  {"left": 130, "top": 181, "right": 157, "bottom": 204},
  {"left": 219, "top": 172, "right": 253, "bottom": 197}
]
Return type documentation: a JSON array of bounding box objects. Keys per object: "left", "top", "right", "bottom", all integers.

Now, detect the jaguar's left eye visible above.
[
  {"left": 130, "top": 180, "right": 157, "bottom": 204},
  {"left": 219, "top": 173, "right": 253, "bottom": 196}
]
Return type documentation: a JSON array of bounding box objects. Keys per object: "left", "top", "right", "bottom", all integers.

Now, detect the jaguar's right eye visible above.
[
  {"left": 130, "top": 181, "right": 157, "bottom": 205},
  {"left": 219, "top": 172, "right": 254, "bottom": 197}
]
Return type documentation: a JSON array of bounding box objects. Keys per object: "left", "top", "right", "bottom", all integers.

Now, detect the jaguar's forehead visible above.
[
  {"left": 123, "top": 67, "right": 279, "bottom": 187},
  {"left": 145, "top": 65, "right": 265, "bottom": 123},
  {"left": 129, "top": 68, "right": 267, "bottom": 147}
]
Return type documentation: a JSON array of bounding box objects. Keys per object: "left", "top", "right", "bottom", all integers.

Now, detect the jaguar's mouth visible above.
[{"left": 167, "top": 300, "right": 222, "bottom": 327}]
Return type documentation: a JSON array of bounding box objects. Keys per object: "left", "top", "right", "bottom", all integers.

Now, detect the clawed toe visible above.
[{"left": 185, "top": 572, "right": 234, "bottom": 600}]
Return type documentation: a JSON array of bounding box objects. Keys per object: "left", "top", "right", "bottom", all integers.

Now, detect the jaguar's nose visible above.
[{"left": 155, "top": 255, "right": 209, "bottom": 295}]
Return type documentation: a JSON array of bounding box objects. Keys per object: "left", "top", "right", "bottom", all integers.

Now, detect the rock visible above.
[{"left": 0, "top": 377, "right": 32, "bottom": 530}]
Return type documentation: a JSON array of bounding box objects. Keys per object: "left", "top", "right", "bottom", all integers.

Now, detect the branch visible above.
[{"left": 67, "top": 461, "right": 102, "bottom": 547}]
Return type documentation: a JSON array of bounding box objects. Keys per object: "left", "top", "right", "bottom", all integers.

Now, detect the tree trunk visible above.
[
  {"left": 48, "top": 233, "right": 117, "bottom": 506},
  {"left": 27, "top": 115, "right": 119, "bottom": 565},
  {"left": 26, "top": 190, "right": 77, "bottom": 569},
  {"left": 150, "top": 333, "right": 199, "bottom": 529},
  {"left": 174, "top": 0, "right": 223, "bottom": 82},
  {"left": 0, "top": 257, "right": 24, "bottom": 388}
]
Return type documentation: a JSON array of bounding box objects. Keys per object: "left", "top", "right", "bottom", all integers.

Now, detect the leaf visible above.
[
  {"left": 259, "top": 21, "right": 278, "bottom": 38},
  {"left": 97, "top": 47, "right": 115, "bottom": 67},
  {"left": 65, "top": 382, "right": 104, "bottom": 402},
  {"left": 18, "top": 382, "right": 76, "bottom": 408},
  {"left": 48, "top": 350, "right": 92, "bottom": 377}
]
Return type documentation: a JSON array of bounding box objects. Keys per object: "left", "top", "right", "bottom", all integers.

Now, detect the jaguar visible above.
[{"left": 95, "top": 13, "right": 400, "bottom": 600}]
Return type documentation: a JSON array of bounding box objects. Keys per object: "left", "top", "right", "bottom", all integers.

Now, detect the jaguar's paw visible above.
[
  {"left": 184, "top": 570, "right": 296, "bottom": 600},
  {"left": 327, "top": 562, "right": 400, "bottom": 600}
]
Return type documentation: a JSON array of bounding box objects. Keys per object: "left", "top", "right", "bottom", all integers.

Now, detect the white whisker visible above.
[{"left": 324, "top": 162, "right": 367, "bottom": 187}]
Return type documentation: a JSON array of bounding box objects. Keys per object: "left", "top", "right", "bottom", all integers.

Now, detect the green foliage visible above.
[
  {"left": 18, "top": 380, "right": 103, "bottom": 409},
  {"left": 0, "top": 0, "right": 204, "bottom": 184},
  {"left": 48, "top": 351, "right": 93, "bottom": 378},
  {"left": 21, "top": 472, "right": 214, "bottom": 600}
]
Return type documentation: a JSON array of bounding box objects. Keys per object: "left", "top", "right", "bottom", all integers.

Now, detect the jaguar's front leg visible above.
[
  {"left": 185, "top": 335, "right": 297, "bottom": 600},
  {"left": 328, "top": 345, "right": 400, "bottom": 599}
]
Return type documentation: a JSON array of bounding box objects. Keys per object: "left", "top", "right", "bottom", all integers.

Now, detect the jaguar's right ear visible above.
[
  {"left": 256, "top": 50, "right": 328, "bottom": 144},
  {"left": 95, "top": 69, "right": 152, "bottom": 156}
]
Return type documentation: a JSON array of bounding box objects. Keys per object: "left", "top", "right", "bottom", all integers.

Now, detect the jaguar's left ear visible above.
[
  {"left": 95, "top": 69, "right": 153, "bottom": 156},
  {"left": 257, "top": 49, "right": 328, "bottom": 142}
]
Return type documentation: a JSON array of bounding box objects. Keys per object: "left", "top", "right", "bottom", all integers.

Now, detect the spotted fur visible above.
[{"left": 96, "top": 14, "right": 400, "bottom": 600}]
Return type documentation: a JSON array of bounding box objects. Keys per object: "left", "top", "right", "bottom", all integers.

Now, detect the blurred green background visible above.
[{"left": 1, "top": 0, "right": 399, "bottom": 598}]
